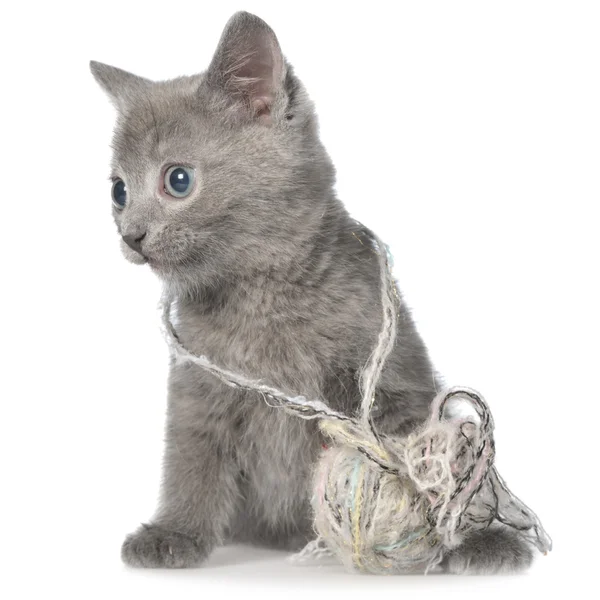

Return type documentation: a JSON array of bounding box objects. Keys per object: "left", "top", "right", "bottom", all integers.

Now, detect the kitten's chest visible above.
[
  {"left": 237, "top": 395, "right": 321, "bottom": 516},
  {"left": 172, "top": 290, "right": 329, "bottom": 400}
]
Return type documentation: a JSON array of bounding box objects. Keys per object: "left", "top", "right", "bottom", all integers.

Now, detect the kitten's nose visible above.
[{"left": 122, "top": 231, "right": 146, "bottom": 254}]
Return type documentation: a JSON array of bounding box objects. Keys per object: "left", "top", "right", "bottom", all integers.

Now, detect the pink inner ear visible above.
[
  {"left": 230, "top": 35, "right": 283, "bottom": 117},
  {"left": 252, "top": 97, "right": 271, "bottom": 115},
  {"left": 252, "top": 97, "right": 274, "bottom": 124},
  {"left": 208, "top": 13, "right": 285, "bottom": 121}
]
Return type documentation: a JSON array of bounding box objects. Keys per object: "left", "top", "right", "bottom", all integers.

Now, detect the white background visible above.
[{"left": 1, "top": 1, "right": 598, "bottom": 598}]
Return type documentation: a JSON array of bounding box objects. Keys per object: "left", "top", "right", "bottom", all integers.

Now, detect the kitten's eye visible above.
[
  {"left": 112, "top": 178, "right": 127, "bottom": 209},
  {"left": 164, "top": 166, "right": 195, "bottom": 198}
]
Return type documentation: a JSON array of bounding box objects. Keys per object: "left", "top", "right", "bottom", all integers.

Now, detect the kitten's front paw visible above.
[
  {"left": 442, "top": 527, "right": 534, "bottom": 575},
  {"left": 121, "top": 523, "right": 211, "bottom": 568}
]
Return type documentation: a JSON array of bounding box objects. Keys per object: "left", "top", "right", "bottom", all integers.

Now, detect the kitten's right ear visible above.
[{"left": 89, "top": 61, "right": 150, "bottom": 110}]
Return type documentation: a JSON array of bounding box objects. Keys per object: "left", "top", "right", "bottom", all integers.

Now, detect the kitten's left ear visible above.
[
  {"left": 206, "top": 11, "right": 286, "bottom": 122},
  {"left": 89, "top": 61, "right": 150, "bottom": 110}
]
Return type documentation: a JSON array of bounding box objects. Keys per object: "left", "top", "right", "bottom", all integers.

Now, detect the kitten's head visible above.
[{"left": 91, "top": 11, "right": 335, "bottom": 296}]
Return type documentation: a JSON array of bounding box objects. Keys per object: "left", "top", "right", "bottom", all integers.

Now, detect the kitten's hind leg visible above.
[
  {"left": 230, "top": 495, "right": 315, "bottom": 553},
  {"left": 236, "top": 519, "right": 314, "bottom": 552},
  {"left": 441, "top": 526, "right": 534, "bottom": 575}
]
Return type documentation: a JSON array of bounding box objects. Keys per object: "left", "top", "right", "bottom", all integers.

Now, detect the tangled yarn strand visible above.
[
  {"left": 161, "top": 299, "right": 408, "bottom": 477},
  {"left": 161, "top": 301, "right": 352, "bottom": 424}
]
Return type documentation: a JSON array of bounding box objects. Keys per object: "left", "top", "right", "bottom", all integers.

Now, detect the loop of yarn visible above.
[{"left": 161, "top": 224, "right": 552, "bottom": 574}]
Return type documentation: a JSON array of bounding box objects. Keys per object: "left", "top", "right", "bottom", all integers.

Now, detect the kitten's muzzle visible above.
[{"left": 122, "top": 231, "right": 146, "bottom": 255}]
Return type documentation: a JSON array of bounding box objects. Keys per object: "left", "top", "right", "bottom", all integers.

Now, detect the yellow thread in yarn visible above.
[
  {"left": 351, "top": 461, "right": 366, "bottom": 569},
  {"left": 395, "top": 493, "right": 407, "bottom": 514},
  {"left": 320, "top": 421, "right": 390, "bottom": 462}
]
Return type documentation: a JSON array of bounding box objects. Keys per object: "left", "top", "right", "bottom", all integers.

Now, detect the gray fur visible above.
[
  {"left": 442, "top": 527, "right": 534, "bottom": 575},
  {"left": 91, "top": 11, "right": 533, "bottom": 574}
]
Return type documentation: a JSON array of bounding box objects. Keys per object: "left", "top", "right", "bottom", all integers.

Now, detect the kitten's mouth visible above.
[
  {"left": 139, "top": 253, "right": 152, "bottom": 265},
  {"left": 142, "top": 254, "right": 160, "bottom": 268}
]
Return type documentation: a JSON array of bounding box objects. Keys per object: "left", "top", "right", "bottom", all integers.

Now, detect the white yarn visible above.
[
  {"left": 161, "top": 227, "right": 552, "bottom": 574},
  {"left": 357, "top": 237, "right": 398, "bottom": 436}
]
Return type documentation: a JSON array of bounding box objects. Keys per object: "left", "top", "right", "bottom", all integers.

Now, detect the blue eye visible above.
[
  {"left": 164, "top": 166, "right": 195, "bottom": 198},
  {"left": 112, "top": 178, "right": 127, "bottom": 209}
]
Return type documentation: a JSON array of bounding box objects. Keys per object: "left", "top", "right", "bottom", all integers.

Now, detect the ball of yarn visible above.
[
  {"left": 312, "top": 442, "right": 440, "bottom": 573},
  {"left": 306, "top": 387, "right": 552, "bottom": 574},
  {"left": 310, "top": 397, "right": 486, "bottom": 574}
]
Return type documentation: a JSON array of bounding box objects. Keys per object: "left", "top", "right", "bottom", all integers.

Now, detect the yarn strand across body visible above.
[{"left": 161, "top": 227, "right": 552, "bottom": 574}]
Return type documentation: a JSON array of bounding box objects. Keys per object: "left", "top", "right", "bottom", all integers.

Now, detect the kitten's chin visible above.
[
  {"left": 120, "top": 243, "right": 148, "bottom": 265},
  {"left": 128, "top": 254, "right": 148, "bottom": 265}
]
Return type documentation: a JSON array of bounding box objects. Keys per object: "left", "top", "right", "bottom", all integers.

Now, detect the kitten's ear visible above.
[
  {"left": 206, "top": 11, "right": 286, "bottom": 122},
  {"left": 89, "top": 61, "right": 150, "bottom": 110}
]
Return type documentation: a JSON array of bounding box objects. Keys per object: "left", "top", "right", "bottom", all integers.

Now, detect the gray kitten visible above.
[{"left": 91, "top": 11, "right": 533, "bottom": 574}]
